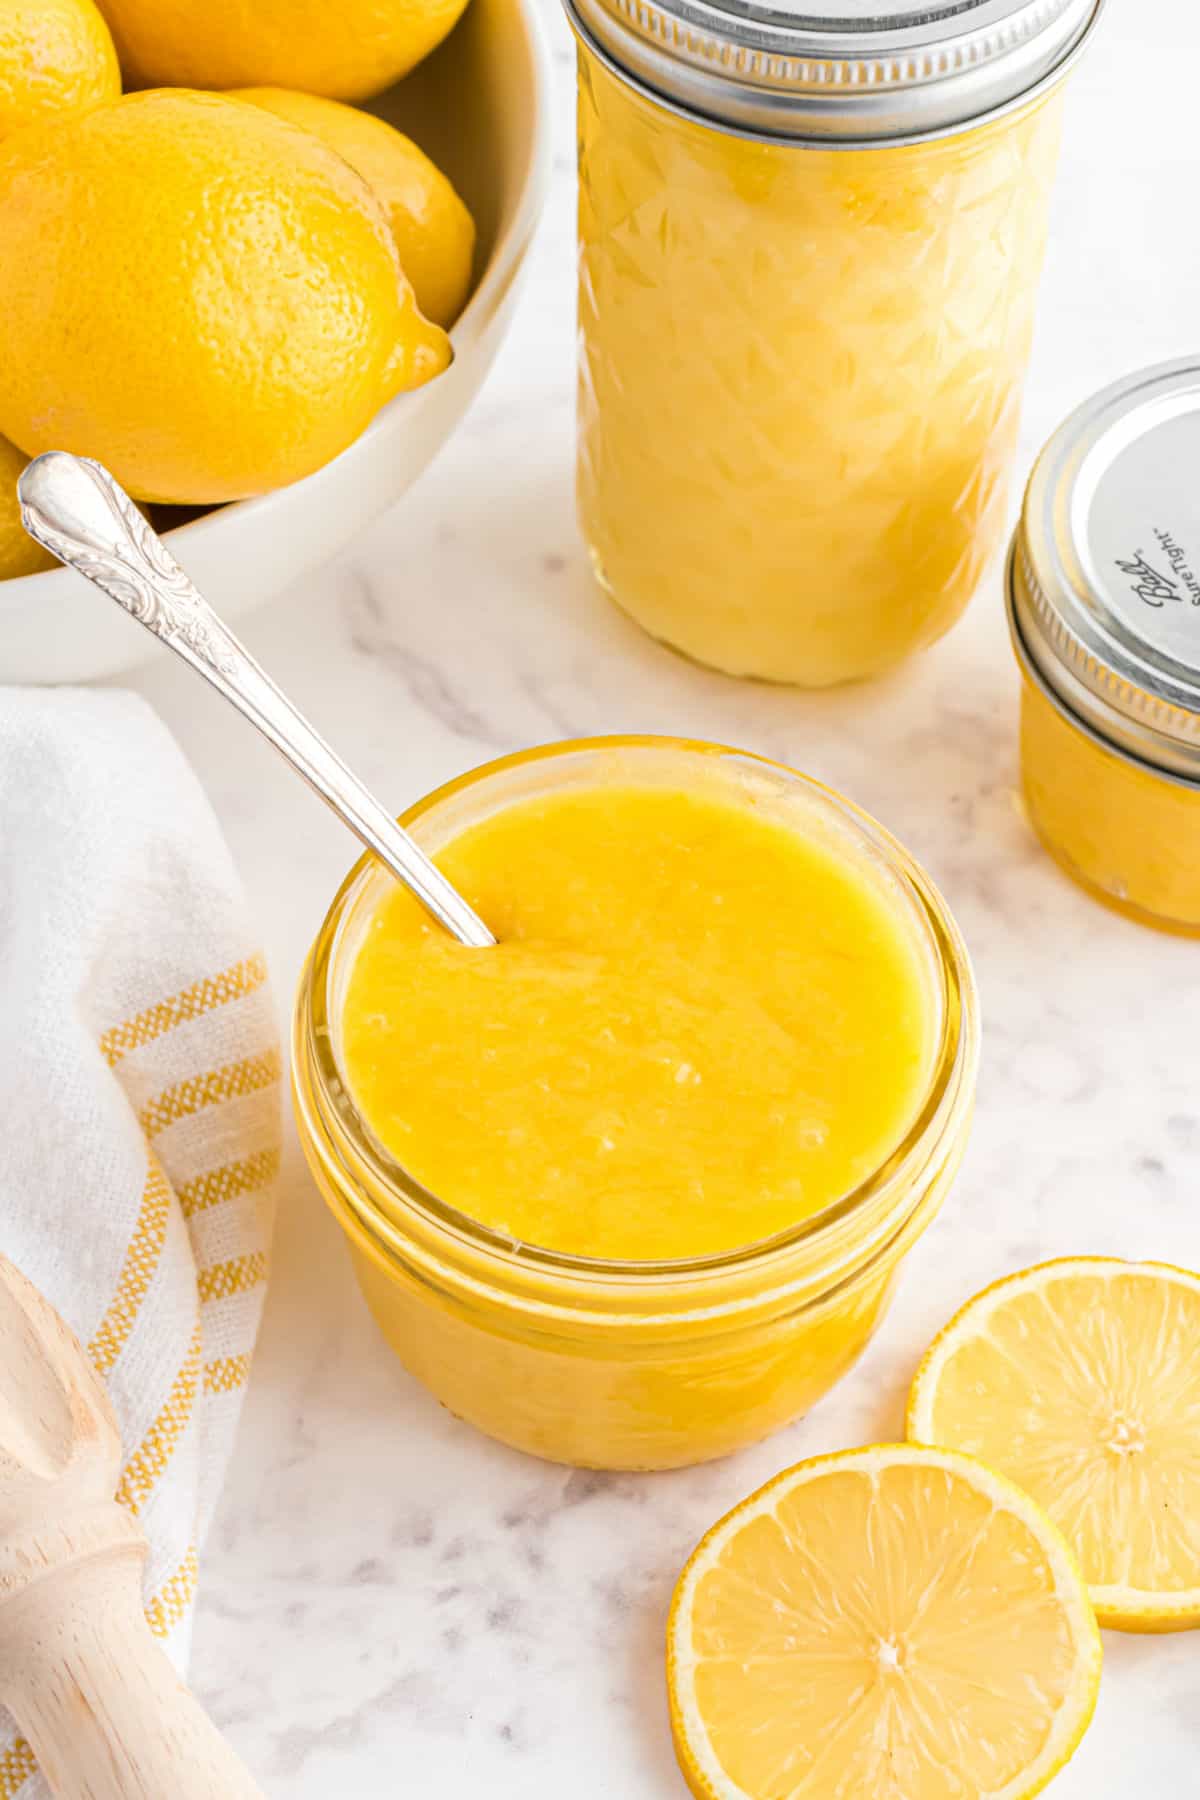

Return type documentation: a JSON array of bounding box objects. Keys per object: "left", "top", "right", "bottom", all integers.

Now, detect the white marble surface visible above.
[{"left": 122, "top": 1, "right": 1200, "bottom": 1791}]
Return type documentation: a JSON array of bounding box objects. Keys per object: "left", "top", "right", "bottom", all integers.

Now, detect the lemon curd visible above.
[
  {"left": 569, "top": 0, "right": 1102, "bottom": 686},
  {"left": 294, "top": 740, "right": 979, "bottom": 1468},
  {"left": 340, "top": 784, "right": 935, "bottom": 1262},
  {"left": 578, "top": 60, "right": 1065, "bottom": 687},
  {"left": 1019, "top": 678, "right": 1200, "bottom": 934}
]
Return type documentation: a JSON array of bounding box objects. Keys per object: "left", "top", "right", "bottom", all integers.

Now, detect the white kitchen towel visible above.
[{"left": 0, "top": 688, "right": 280, "bottom": 1800}]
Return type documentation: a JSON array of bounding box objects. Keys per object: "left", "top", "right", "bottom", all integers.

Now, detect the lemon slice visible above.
[
  {"left": 909, "top": 1257, "right": 1200, "bottom": 1632},
  {"left": 668, "top": 1444, "right": 1100, "bottom": 1800}
]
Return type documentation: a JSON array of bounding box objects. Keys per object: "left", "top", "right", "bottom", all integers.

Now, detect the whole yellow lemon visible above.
[
  {"left": 0, "top": 90, "right": 451, "bottom": 504},
  {"left": 0, "top": 0, "right": 119, "bottom": 142},
  {"left": 94, "top": 0, "right": 469, "bottom": 101},
  {"left": 235, "top": 89, "right": 475, "bottom": 328},
  {"left": 0, "top": 436, "right": 54, "bottom": 578}
]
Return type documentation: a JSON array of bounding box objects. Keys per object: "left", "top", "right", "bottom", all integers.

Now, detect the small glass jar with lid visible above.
[
  {"left": 566, "top": 0, "right": 1103, "bottom": 686},
  {"left": 1008, "top": 359, "right": 1200, "bottom": 934}
]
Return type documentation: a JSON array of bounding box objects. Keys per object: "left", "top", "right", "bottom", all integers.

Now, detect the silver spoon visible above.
[{"left": 18, "top": 452, "right": 496, "bottom": 949}]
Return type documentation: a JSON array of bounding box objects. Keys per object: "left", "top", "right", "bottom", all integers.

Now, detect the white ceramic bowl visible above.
[{"left": 0, "top": 0, "right": 551, "bottom": 683}]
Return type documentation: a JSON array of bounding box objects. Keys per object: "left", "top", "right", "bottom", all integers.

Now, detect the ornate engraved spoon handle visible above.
[{"left": 19, "top": 453, "right": 495, "bottom": 949}]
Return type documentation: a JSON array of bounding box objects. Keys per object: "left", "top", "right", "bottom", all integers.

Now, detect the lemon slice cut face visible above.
[
  {"left": 668, "top": 1444, "right": 1100, "bottom": 1800},
  {"left": 910, "top": 1257, "right": 1200, "bottom": 1632}
]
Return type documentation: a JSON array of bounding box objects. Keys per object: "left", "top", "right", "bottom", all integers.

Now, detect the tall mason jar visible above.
[{"left": 568, "top": 0, "right": 1103, "bottom": 686}]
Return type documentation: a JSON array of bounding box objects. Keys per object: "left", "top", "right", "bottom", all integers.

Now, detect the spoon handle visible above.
[{"left": 18, "top": 452, "right": 495, "bottom": 949}]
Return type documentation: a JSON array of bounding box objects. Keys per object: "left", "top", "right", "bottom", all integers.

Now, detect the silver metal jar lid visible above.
[
  {"left": 565, "top": 0, "right": 1103, "bottom": 143},
  {"left": 1008, "top": 358, "right": 1200, "bottom": 785}
]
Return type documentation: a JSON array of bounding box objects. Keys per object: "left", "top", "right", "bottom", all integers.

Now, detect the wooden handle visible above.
[
  {"left": 0, "top": 1504, "right": 266, "bottom": 1800},
  {"left": 0, "top": 1256, "right": 267, "bottom": 1797}
]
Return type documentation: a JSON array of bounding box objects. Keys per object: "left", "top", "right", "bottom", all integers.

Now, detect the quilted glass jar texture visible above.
[{"left": 576, "top": 49, "right": 1066, "bottom": 686}]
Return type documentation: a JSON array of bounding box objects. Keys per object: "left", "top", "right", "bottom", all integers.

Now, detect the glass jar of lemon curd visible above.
[
  {"left": 1009, "top": 360, "right": 1200, "bottom": 934},
  {"left": 294, "top": 739, "right": 979, "bottom": 1470},
  {"left": 567, "top": 0, "right": 1103, "bottom": 685}
]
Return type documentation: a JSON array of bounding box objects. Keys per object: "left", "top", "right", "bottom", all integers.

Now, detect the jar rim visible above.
[
  {"left": 293, "top": 736, "right": 979, "bottom": 1299},
  {"left": 1008, "top": 359, "right": 1200, "bottom": 784},
  {"left": 565, "top": 0, "right": 1102, "bottom": 147},
  {"left": 1007, "top": 545, "right": 1200, "bottom": 793}
]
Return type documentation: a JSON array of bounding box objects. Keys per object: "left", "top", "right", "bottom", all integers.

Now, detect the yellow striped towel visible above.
[{"left": 0, "top": 689, "right": 280, "bottom": 1800}]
